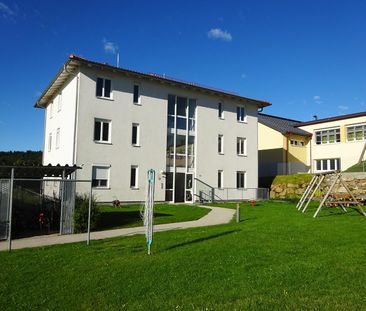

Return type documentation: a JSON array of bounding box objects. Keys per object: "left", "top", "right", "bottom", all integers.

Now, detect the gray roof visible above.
[{"left": 258, "top": 113, "right": 311, "bottom": 136}]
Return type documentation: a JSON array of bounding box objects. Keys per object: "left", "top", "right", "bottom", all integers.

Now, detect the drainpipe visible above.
[{"left": 64, "top": 64, "right": 80, "bottom": 170}]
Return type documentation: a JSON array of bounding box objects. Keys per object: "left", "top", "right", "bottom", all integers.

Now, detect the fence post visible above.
[
  {"left": 87, "top": 182, "right": 92, "bottom": 246},
  {"left": 59, "top": 170, "right": 65, "bottom": 235},
  {"left": 236, "top": 203, "right": 240, "bottom": 223},
  {"left": 8, "top": 168, "right": 14, "bottom": 252}
]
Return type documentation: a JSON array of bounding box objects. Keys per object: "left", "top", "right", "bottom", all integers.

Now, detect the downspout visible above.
[
  {"left": 64, "top": 64, "right": 80, "bottom": 170},
  {"left": 285, "top": 135, "right": 289, "bottom": 175},
  {"left": 309, "top": 136, "right": 313, "bottom": 173}
]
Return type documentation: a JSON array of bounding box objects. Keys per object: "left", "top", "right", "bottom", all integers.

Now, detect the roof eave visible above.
[{"left": 35, "top": 54, "right": 271, "bottom": 109}]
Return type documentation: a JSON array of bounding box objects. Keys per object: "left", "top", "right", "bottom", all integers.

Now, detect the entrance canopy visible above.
[{"left": 0, "top": 165, "right": 81, "bottom": 179}]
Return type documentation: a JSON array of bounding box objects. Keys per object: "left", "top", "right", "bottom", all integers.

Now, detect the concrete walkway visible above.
[{"left": 0, "top": 205, "right": 235, "bottom": 251}]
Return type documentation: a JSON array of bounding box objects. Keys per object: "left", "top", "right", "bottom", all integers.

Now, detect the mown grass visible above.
[
  {"left": 96, "top": 204, "right": 210, "bottom": 231},
  {"left": 0, "top": 201, "right": 365, "bottom": 310}
]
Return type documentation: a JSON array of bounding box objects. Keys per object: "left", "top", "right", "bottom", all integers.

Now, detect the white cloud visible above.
[
  {"left": 0, "top": 2, "right": 15, "bottom": 18},
  {"left": 103, "top": 39, "right": 118, "bottom": 54},
  {"left": 313, "top": 95, "right": 323, "bottom": 104},
  {"left": 207, "top": 28, "right": 232, "bottom": 42},
  {"left": 338, "top": 105, "right": 349, "bottom": 111}
]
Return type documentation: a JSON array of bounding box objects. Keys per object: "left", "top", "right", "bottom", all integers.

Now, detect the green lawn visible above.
[
  {"left": 96, "top": 204, "right": 210, "bottom": 231},
  {"left": 1, "top": 201, "right": 366, "bottom": 310}
]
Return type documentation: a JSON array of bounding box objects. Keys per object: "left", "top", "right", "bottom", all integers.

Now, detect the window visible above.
[
  {"left": 290, "top": 139, "right": 305, "bottom": 147},
  {"left": 96, "top": 77, "right": 112, "bottom": 98},
  {"left": 49, "top": 102, "right": 53, "bottom": 119},
  {"left": 218, "top": 170, "right": 223, "bottom": 188},
  {"left": 133, "top": 84, "right": 140, "bottom": 104},
  {"left": 315, "top": 158, "right": 341, "bottom": 172},
  {"left": 57, "top": 92, "right": 62, "bottom": 112},
  {"left": 94, "top": 119, "right": 111, "bottom": 143},
  {"left": 218, "top": 102, "right": 224, "bottom": 119},
  {"left": 130, "top": 166, "right": 138, "bottom": 188},
  {"left": 56, "top": 128, "right": 60, "bottom": 149},
  {"left": 48, "top": 132, "right": 52, "bottom": 152},
  {"left": 132, "top": 123, "right": 139, "bottom": 146},
  {"left": 315, "top": 128, "right": 340, "bottom": 145},
  {"left": 237, "top": 137, "right": 247, "bottom": 156},
  {"left": 92, "top": 166, "right": 109, "bottom": 188},
  {"left": 347, "top": 124, "right": 366, "bottom": 142},
  {"left": 236, "top": 171, "right": 246, "bottom": 189},
  {"left": 237, "top": 106, "right": 246, "bottom": 122},
  {"left": 218, "top": 134, "right": 224, "bottom": 154}
]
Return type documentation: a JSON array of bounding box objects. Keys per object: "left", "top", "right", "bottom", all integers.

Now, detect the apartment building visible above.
[{"left": 35, "top": 55, "right": 270, "bottom": 203}]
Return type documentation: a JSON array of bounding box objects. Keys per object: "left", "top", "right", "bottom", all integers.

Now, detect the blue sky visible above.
[{"left": 1, "top": 0, "right": 366, "bottom": 151}]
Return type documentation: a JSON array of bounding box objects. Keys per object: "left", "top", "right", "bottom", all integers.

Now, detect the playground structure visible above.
[{"left": 297, "top": 171, "right": 366, "bottom": 218}]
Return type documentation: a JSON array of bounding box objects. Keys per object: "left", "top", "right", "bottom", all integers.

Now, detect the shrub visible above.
[{"left": 73, "top": 194, "right": 100, "bottom": 233}]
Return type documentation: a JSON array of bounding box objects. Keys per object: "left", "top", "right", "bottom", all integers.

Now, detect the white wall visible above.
[
  {"left": 72, "top": 65, "right": 261, "bottom": 202},
  {"left": 43, "top": 75, "right": 78, "bottom": 166},
  {"left": 299, "top": 116, "right": 366, "bottom": 171}
]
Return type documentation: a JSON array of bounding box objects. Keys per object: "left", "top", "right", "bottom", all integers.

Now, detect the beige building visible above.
[
  {"left": 258, "top": 112, "right": 366, "bottom": 181},
  {"left": 297, "top": 112, "right": 366, "bottom": 172}
]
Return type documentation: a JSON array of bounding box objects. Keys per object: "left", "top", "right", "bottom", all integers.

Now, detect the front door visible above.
[{"left": 174, "top": 173, "right": 185, "bottom": 202}]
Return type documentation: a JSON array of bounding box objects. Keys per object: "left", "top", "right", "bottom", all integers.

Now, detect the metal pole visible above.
[
  {"left": 87, "top": 182, "right": 92, "bottom": 245},
  {"left": 236, "top": 203, "right": 240, "bottom": 223},
  {"left": 59, "top": 170, "right": 65, "bottom": 235},
  {"left": 8, "top": 168, "right": 14, "bottom": 252}
]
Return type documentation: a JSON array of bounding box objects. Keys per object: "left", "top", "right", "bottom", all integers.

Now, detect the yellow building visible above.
[
  {"left": 258, "top": 114, "right": 312, "bottom": 181},
  {"left": 258, "top": 112, "right": 366, "bottom": 185}
]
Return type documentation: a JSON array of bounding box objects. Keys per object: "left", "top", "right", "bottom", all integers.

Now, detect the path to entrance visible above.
[{"left": 0, "top": 205, "right": 235, "bottom": 251}]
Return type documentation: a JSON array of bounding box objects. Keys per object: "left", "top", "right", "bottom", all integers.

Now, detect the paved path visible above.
[{"left": 0, "top": 206, "right": 235, "bottom": 251}]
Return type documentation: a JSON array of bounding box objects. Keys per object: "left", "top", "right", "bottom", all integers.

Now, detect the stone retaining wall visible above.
[{"left": 270, "top": 173, "right": 366, "bottom": 199}]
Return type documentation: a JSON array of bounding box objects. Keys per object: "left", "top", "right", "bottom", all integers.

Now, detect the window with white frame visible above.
[
  {"left": 132, "top": 123, "right": 139, "bottom": 146},
  {"left": 92, "top": 166, "right": 110, "bottom": 188},
  {"left": 57, "top": 92, "right": 62, "bottom": 112},
  {"left": 315, "top": 158, "right": 341, "bottom": 172},
  {"left": 56, "top": 128, "right": 60, "bottom": 149},
  {"left": 130, "top": 166, "right": 138, "bottom": 188},
  {"left": 133, "top": 84, "right": 140, "bottom": 104},
  {"left": 96, "top": 77, "right": 112, "bottom": 98},
  {"left": 218, "top": 134, "right": 224, "bottom": 154},
  {"left": 347, "top": 124, "right": 366, "bottom": 142},
  {"left": 315, "top": 128, "right": 340, "bottom": 145},
  {"left": 48, "top": 132, "right": 52, "bottom": 152},
  {"left": 218, "top": 102, "right": 224, "bottom": 119},
  {"left": 49, "top": 102, "right": 53, "bottom": 119},
  {"left": 236, "top": 106, "right": 246, "bottom": 122},
  {"left": 218, "top": 170, "right": 223, "bottom": 188},
  {"left": 290, "top": 139, "right": 305, "bottom": 147},
  {"left": 94, "top": 119, "right": 111, "bottom": 143},
  {"left": 237, "top": 137, "right": 247, "bottom": 156},
  {"left": 236, "top": 171, "right": 246, "bottom": 189}
]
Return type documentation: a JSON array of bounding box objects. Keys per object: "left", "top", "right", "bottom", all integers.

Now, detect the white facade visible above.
[
  {"left": 298, "top": 115, "right": 366, "bottom": 172},
  {"left": 39, "top": 56, "right": 268, "bottom": 203}
]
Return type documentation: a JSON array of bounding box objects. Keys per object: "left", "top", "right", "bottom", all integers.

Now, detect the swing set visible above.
[{"left": 296, "top": 171, "right": 366, "bottom": 218}]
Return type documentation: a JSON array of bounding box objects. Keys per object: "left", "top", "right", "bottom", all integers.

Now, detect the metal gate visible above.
[
  {"left": 60, "top": 180, "right": 76, "bottom": 234},
  {"left": 0, "top": 179, "right": 10, "bottom": 240}
]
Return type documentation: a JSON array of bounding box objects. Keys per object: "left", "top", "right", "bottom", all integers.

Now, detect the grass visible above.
[
  {"left": 344, "top": 161, "right": 366, "bottom": 172},
  {"left": 1, "top": 201, "right": 366, "bottom": 310},
  {"left": 96, "top": 204, "right": 210, "bottom": 231}
]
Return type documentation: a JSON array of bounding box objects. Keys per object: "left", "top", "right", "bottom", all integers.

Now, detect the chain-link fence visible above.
[{"left": 0, "top": 174, "right": 92, "bottom": 251}]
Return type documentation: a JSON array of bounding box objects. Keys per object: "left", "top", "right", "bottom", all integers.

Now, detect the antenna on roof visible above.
[{"left": 116, "top": 52, "right": 120, "bottom": 68}]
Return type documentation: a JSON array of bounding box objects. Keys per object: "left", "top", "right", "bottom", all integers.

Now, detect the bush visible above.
[{"left": 73, "top": 194, "right": 100, "bottom": 233}]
